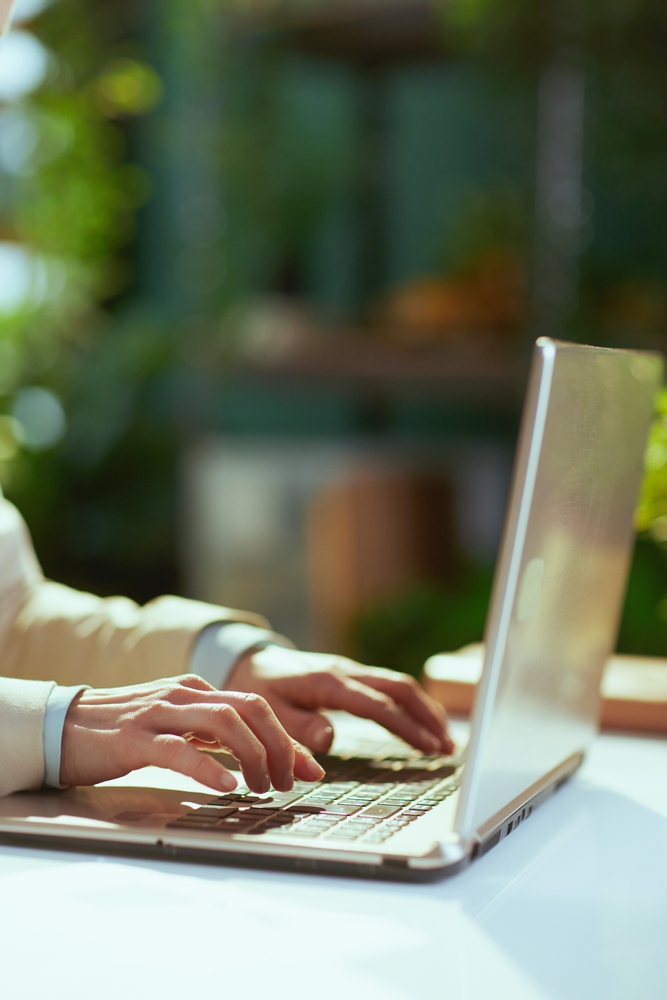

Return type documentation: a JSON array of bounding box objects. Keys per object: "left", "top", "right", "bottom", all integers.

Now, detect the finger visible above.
[
  {"left": 293, "top": 743, "right": 326, "bottom": 782},
  {"left": 355, "top": 673, "right": 453, "bottom": 752},
  {"left": 76, "top": 674, "right": 216, "bottom": 706},
  {"left": 220, "top": 694, "right": 326, "bottom": 787},
  {"left": 187, "top": 730, "right": 325, "bottom": 784},
  {"left": 269, "top": 699, "right": 334, "bottom": 754},
  {"left": 148, "top": 734, "right": 238, "bottom": 792},
  {"left": 163, "top": 703, "right": 273, "bottom": 793},
  {"left": 176, "top": 673, "right": 218, "bottom": 692},
  {"left": 310, "top": 672, "right": 444, "bottom": 755},
  {"left": 218, "top": 693, "right": 297, "bottom": 791}
]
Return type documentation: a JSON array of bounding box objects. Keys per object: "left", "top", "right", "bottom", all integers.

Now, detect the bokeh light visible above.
[
  {"left": 0, "top": 108, "right": 38, "bottom": 174},
  {"left": 97, "top": 58, "right": 163, "bottom": 117},
  {"left": 11, "top": 385, "right": 66, "bottom": 450},
  {"left": 0, "top": 31, "right": 49, "bottom": 102},
  {"left": 0, "top": 242, "right": 49, "bottom": 314}
]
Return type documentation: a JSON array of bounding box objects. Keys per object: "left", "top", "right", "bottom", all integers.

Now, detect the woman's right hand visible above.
[{"left": 59, "top": 674, "right": 325, "bottom": 793}]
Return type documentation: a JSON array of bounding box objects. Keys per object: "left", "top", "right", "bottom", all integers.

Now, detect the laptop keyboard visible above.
[{"left": 167, "top": 755, "right": 462, "bottom": 845}]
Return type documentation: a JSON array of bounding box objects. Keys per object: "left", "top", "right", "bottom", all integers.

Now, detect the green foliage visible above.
[
  {"left": 617, "top": 538, "right": 667, "bottom": 656},
  {"left": 5, "top": 313, "right": 183, "bottom": 599},
  {"left": 443, "top": 184, "right": 530, "bottom": 274},
  {"left": 438, "top": 0, "right": 667, "bottom": 73},
  {"left": 352, "top": 566, "right": 494, "bottom": 678},
  {"left": 352, "top": 537, "right": 667, "bottom": 674},
  {"left": 219, "top": 44, "right": 355, "bottom": 300},
  {"left": 0, "top": 0, "right": 157, "bottom": 400},
  {"left": 636, "top": 388, "right": 667, "bottom": 535}
]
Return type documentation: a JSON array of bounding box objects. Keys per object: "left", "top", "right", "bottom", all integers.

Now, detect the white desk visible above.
[{"left": 1, "top": 730, "right": 666, "bottom": 1000}]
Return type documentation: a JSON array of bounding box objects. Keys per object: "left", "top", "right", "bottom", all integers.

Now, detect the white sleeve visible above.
[
  {"left": 43, "top": 684, "right": 89, "bottom": 788},
  {"left": 189, "top": 622, "right": 295, "bottom": 690}
]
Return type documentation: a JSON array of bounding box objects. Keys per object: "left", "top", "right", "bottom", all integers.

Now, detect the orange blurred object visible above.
[
  {"left": 306, "top": 468, "right": 458, "bottom": 650},
  {"left": 377, "top": 250, "right": 527, "bottom": 345}
]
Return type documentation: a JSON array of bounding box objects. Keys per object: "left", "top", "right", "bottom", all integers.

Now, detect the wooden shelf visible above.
[
  {"left": 237, "top": 0, "right": 448, "bottom": 67},
  {"left": 230, "top": 335, "right": 529, "bottom": 405}
]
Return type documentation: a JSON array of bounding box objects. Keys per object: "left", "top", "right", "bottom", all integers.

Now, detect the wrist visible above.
[
  {"left": 191, "top": 622, "right": 294, "bottom": 690},
  {"left": 226, "top": 641, "right": 281, "bottom": 688},
  {"left": 59, "top": 688, "right": 88, "bottom": 787}
]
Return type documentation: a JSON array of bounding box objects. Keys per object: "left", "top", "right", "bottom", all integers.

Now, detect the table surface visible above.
[{"left": 1, "top": 728, "right": 666, "bottom": 1000}]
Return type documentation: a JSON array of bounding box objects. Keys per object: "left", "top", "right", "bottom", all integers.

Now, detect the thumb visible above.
[{"left": 271, "top": 700, "right": 334, "bottom": 754}]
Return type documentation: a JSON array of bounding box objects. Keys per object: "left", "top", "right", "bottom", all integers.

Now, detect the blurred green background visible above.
[{"left": 3, "top": 0, "right": 667, "bottom": 674}]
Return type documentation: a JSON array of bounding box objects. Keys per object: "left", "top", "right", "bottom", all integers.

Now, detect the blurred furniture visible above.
[
  {"left": 233, "top": 336, "right": 526, "bottom": 403},
  {"left": 307, "top": 467, "right": 458, "bottom": 648},
  {"left": 182, "top": 438, "right": 466, "bottom": 650},
  {"left": 255, "top": 0, "right": 448, "bottom": 66},
  {"left": 185, "top": 340, "right": 524, "bottom": 649}
]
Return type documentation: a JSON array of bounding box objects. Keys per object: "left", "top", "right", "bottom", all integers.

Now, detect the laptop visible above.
[{"left": 0, "top": 337, "right": 662, "bottom": 881}]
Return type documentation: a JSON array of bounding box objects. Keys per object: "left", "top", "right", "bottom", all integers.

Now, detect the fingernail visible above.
[
  {"left": 280, "top": 770, "right": 295, "bottom": 791},
  {"left": 307, "top": 723, "right": 333, "bottom": 753},
  {"left": 302, "top": 755, "right": 325, "bottom": 781},
  {"left": 219, "top": 772, "right": 237, "bottom": 792}
]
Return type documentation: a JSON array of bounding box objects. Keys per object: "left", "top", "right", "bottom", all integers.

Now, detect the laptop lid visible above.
[{"left": 455, "top": 338, "right": 663, "bottom": 842}]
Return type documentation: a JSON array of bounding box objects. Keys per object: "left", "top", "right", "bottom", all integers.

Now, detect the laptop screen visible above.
[{"left": 456, "top": 338, "right": 663, "bottom": 840}]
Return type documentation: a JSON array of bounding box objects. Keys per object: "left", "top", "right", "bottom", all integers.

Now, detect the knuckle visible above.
[
  {"left": 164, "top": 681, "right": 190, "bottom": 704},
  {"left": 180, "top": 673, "right": 204, "bottom": 691},
  {"left": 213, "top": 703, "right": 238, "bottom": 725},
  {"left": 175, "top": 674, "right": 210, "bottom": 696},
  {"left": 159, "top": 735, "right": 183, "bottom": 766},
  {"left": 318, "top": 668, "right": 343, "bottom": 690},
  {"left": 143, "top": 698, "right": 169, "bottom": 720},
  {"left": 239, "top": 692, "right": 270, "bottom": 715}
]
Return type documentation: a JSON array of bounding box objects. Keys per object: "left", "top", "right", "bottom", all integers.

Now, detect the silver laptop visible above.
[{"left": 0, "top": 338, "right": 662, "bottom": 881}]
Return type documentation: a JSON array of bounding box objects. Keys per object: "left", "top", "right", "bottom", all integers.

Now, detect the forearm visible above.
[{"left": 1, "top": 580, "right": 271, "bottom": 688}]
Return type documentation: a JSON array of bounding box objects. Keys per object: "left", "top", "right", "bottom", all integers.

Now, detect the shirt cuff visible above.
[
  {"left": 190, "top": 622, "right": 295, "bottom": 690},
  {"left": 43, "top": 684, "right": 89, "bottom": 789}
]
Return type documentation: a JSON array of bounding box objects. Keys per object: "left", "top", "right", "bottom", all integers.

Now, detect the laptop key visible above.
[
  {"left": 319, "top": 803, "right": 361, "bottom": 816},
  {"left": 249, "top": 793, "right": 304, "bottom": 810},
  {"left": 285, "top": 804, "right": 326, "bottom": 815},
  {"left": 360, "top": 804, "right": 402, "bottom": 819},
  {"left": 192, "top": 807, "right": 238, "bottom": 818},
  {"left": 218, "top": 815, "right": 258, "bottom": 827},
  {"left": 212, "top": 793, "right": 266, "bottom": 804}
]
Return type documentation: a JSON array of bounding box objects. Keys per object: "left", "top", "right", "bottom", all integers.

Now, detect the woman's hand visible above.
[
  {"left": 60, "top": 673, "right": 325, "bottom": 793},
  {"left": 226, "top": 646, "right": 454, "bottom": 756}
]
